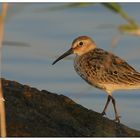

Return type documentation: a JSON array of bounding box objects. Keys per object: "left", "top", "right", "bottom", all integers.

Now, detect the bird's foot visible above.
[
  {"left": 114, "top": 116, "right": 121, "bottom": 123},
  {"left": 101, "top": 111, "right": 106, "bottom": 116}
]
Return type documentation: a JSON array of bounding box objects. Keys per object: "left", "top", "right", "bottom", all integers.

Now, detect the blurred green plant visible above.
[
  {"left": 119, "top": 24, "right": 140, "bottom": 36},
  {"left": 102, "top": 3, "right": 140, "bottom": 36},
  {"left": 102, "top": 3, "right": 138, "bottom": 26},
  {"left": 45, "top": 3, "right": 140, "bottom": 36}
]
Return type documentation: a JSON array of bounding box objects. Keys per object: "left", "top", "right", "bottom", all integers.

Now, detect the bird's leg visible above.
[
  {"left": 101, "top": 95, "right": 111, "bottom": 116},
  {"left": 110, "top": 96, "right": 121, "bottom": 123}
]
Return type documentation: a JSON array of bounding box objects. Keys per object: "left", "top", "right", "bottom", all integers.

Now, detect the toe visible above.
[
  {"left": 114, "top": 116, "right": 121, "bottom": 123},
  {"left": 101, "top": 111, "right": 106, "bottom": 116}
]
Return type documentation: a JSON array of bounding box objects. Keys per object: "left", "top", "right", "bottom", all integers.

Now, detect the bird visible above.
[{"left": 52, "top": 35, "right": 140, "bottom": 123}]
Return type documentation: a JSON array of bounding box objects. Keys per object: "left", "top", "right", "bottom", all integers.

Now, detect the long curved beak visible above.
[{"left": 52, "top": 48, "right": 73, "bottom": 65}]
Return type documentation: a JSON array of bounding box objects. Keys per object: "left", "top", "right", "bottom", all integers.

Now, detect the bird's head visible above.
[{"left": 52, "top": 36, "right": 96, "bottom": 65}]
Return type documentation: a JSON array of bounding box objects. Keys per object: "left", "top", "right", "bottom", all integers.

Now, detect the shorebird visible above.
[{"left": 52, "top": 36, "right": 140, "bottom": 123}]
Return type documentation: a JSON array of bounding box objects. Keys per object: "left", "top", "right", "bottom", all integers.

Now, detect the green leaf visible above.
[
  {"left": 118, "top": 24, "right": 140, "bottom": 36},
  {"left": 102, "top": 3, "right": 138, "bottom": 27},
  {"left": 36, "top": 3, "right": 94, "bottom": 12},
  {"left": 102, "top": 3, "right": 122, "bottom": 13},
  {"left": 35, "top": 3, "right": 139, "bottom": 33}
]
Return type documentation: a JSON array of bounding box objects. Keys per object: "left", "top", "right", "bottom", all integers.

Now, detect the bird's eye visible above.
[{"left": 79, "top": 41, "right": 83, "bottom": 46}]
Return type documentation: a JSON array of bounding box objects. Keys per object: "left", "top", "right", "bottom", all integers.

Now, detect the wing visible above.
[{"left": 90, "top": 48, "right": 140, "bottom": 85}]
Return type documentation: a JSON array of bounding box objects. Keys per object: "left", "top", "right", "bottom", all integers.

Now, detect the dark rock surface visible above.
[{"left": 2, "top": 78, "right": 140, "bottom": 137}]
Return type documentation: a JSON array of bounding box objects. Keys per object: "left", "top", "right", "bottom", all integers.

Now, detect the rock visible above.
[{"left": 1, "top": 78, "right": 140, "bottom": 137}]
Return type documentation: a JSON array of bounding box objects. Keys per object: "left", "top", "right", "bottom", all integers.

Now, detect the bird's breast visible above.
[{"left": 74, "top": 54, "right": 100, "bottom": 87}]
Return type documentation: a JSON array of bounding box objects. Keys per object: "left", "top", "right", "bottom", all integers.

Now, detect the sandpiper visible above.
[{"left": 52, "top": 36, "right": 140, "bottom": 123}]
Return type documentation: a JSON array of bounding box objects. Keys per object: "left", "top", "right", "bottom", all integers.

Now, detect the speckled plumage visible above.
[
  {"left": 74, "top": 48, "right": 140, "bottom": 93},
  {"left": 52, "top": 36, "right": 140, "bottom": 123}
]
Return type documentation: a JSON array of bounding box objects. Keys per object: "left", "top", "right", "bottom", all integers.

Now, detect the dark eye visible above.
[{"left": 79, "top": 41, "right": 83, "bottom": 46}]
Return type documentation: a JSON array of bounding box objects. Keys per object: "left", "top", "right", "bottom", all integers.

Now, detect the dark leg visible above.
[
  {"left": 110, "top": 96, "right": 121, "bottom": 123},
  {"left": 101, "top": 95, "right": 111, "bottom": 116}
]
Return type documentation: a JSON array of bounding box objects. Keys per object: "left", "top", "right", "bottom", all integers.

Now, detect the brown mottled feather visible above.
[{"left": 74, "top": 48, "right": 140, "bottom": 92}]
